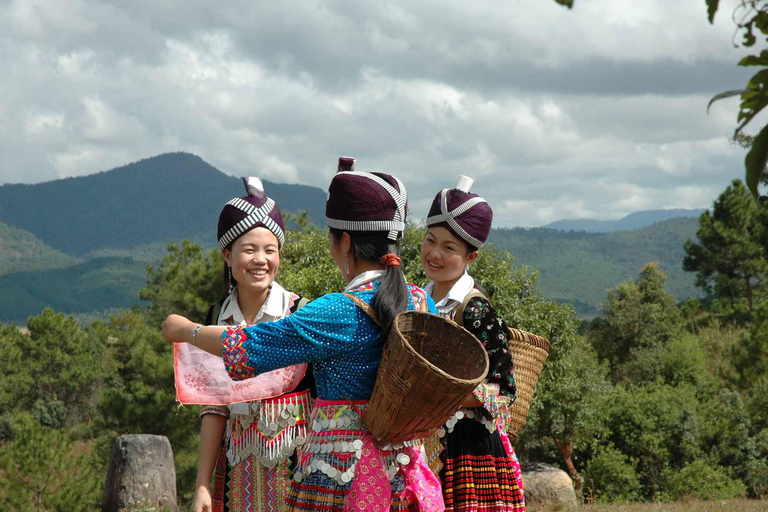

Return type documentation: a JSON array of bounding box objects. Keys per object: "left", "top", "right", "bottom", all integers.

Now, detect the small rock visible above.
[
  {"left": 522, "top": 462, "right": 578, "bottom": 510},
  {"left": 102, "top": 434, "right": 178, "bottom": 512}
]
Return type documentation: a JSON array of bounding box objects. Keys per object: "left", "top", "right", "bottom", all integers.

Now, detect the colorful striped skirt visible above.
[
  {"left": 438, "top": 408, "right": 525, "bottom": 512},
  {"left": 286, "top": 399, "right": 444, "bottom": 511}
]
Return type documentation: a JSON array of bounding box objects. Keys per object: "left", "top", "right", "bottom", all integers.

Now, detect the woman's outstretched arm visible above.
[{"left": 161, "top": 314, "right": 226, "bottom": 356}]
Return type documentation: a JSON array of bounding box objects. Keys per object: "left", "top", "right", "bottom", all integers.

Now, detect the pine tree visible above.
[{"left": 683, "top": 179, "right": 768, "bottom": 313}]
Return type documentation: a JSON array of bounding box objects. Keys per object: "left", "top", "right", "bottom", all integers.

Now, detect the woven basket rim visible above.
[
  {"left": 508, "top": 327, "right": 552, "bottom": 354},
  {"left": 391, "top": 310, "right": 489, "bottom": 386}
]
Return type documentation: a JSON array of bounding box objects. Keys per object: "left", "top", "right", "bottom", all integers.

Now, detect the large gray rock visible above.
[
  {"left": 103, "top": 434, "right": 178, "bottom": 512},
  {"left": 522, "top": 462, "right": 578, "bottom": 510}
]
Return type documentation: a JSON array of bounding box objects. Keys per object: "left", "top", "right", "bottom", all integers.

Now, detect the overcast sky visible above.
[{"left": 1, "top": 0, "right": 764, "bottom": 227}]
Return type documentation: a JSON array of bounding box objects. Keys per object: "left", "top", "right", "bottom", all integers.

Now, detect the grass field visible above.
[{"left": 528, "top": 499, "right": 767, "bottom": 512}]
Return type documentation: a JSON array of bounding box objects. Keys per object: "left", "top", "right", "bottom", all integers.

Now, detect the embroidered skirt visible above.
[
  {"left": 286, "top": 399, "right": 444, "bottom": 511},
  {"left": 437, "top": 408, "right": 525, "bottom": 512},
  {"left": 209, "top": 390, "right": 312, "bottom": 512}
]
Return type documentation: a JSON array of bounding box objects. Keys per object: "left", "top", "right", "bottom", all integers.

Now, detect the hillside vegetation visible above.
[
  {"left": 0, "top": 257, "right": 146, "bottom": 323},
  {"left": 0, "top": 153, "right": 326, "bottom": 255},
  {"left": 0, "top": 152, "right": 706, "bottom": 321},
  {"left": 0, "top": 221, "right": 81, "bottom": 276},
  {"left": 490, "top": 217, "right": 701, "bottom": 314}
]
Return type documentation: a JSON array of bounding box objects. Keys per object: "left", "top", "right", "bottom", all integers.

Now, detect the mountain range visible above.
[
  {"left": 0, "top": 152, "right": 705, "bottom": 322},
  {"left": 543, "top": 209, "right": 705, "bottom": 233}
]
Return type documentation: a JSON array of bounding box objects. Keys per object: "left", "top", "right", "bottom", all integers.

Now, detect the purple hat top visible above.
[
  {"left": 325, "top": 156, "right": 407, "bottom": 241},
  {"left": 426, "top": 175, "right": 493, "bottom": 249},
  {"left": 217, "top": 177, "right": 286, "bottom": 249}
]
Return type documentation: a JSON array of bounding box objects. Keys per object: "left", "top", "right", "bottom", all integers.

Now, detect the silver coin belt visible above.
[
  {"left": 293, "top": 403, "right": 421, "bottom": 486},
  {"left": 226, "top": 390, "right": 311, "bottom": 468},
  {"left": 436, "top": 407, "right": 496, "bottom": 439}
]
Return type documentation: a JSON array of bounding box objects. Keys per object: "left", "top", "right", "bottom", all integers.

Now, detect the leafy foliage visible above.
[
  {"left": 683, "top": 180, "right": 768, "bottom": 313},
  {"left": 706, "top": 0, "right": 768, "bottom": 195},
  {"left": 0, "top": 414, "right": 101, "bottom": 511},
  {"left": 140, "top": 240, "right": 223, "bottom": 326},
  {"left": 4, "top": 185, "right": 768, "bottom": 507},
  {"left": 588, "top": 264, "right": 681, "bottom": 384}
]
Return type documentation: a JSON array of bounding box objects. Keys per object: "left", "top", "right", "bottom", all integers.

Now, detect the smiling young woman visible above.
[
  {"left": 421, "top": 176, "right": 526, "bottom": 512},
  {"left": 174, "top": 177, "right": 314, "bottom": 512}
]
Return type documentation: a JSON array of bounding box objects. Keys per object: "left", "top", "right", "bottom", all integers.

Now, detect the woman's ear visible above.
[
  {"left": 222, "top": 248, "right": 232, "bottom": 267},
  {"left": 340, "top": 231, "right": 352, "bottom": 257},
  {"left": 466, "top": 250, "right": 480, "bottom": 265}
]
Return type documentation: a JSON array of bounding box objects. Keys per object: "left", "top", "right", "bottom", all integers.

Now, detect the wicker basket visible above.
[
  {"left": 506, "top": 327, "right": 551, "bottom": 439},
  {"left": 364, "top": 311, "right": 489, "bottom": 443}
]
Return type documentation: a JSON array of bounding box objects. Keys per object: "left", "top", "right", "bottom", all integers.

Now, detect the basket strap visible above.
[
  {"left": 342, "top": 292, "right": 381, "bottom": 326},
  {"left": 453, "top": 290, "right": 488, "bottom": 327}
]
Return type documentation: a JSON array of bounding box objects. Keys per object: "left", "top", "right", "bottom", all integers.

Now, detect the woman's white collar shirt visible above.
[
  {"left": 219, "top": 282, "right": 291, "bottom": 326},
  {"left": 424, "top": 272, "right": 475, "bottom": 315}
]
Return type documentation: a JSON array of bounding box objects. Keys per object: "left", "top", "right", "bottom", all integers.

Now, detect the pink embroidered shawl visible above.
[{"left": 173, "top": 285, "right": 307, "bottom": 405}]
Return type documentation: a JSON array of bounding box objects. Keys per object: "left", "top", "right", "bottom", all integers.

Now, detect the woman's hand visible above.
[
  {"left": 161, "top": 314, "right": 195, "bottom": 344},
  {"left": 190, "top": 484, "right": 213, "bottom": 512}
]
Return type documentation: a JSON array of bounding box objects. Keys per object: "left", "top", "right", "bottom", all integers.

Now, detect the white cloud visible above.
[{"left": 0, "top": 0, "right": 762, "bottom": 224}]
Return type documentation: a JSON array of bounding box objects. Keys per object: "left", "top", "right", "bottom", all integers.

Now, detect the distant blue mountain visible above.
[{"left": 543, "top": 209, "right": 705, "bottom": 233}]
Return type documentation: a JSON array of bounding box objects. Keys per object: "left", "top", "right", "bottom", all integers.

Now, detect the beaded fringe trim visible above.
[
  {"left": 293, "top": 402, "right": 421, "bottom": 486},
  {"left": 226, "top": 391, "right": 311, "bottom": 468}
]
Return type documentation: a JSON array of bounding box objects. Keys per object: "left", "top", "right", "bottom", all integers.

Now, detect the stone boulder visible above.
[
  {"left": 522, "top": 462, "right": 578, "bottom": 510},
  {"left": 103, "top": 434, "right": 178, "bottom": 512}
]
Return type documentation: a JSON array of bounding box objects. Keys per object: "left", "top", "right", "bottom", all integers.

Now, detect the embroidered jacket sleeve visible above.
[
  {"left": 222, "top": 292, "right": 378, "bottom": 381},
  {"left": 462, "top": 296, "right": 517, "bottom": 429}
]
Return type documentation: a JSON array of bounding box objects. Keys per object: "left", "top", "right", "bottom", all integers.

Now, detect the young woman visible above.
[
  {"left": 163, "top": 158, "right": 445, "bottom": 511},
  {"left": 421, "top": 176, "right": 525, "bottom": 512},
  {"left": 177, "top": 178, "right": 313, "bottom": 512}
]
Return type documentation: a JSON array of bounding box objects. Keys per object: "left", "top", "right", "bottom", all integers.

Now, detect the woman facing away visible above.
[
  {"left": 421, "top": 176, "right": 525, "bottom": 512},
  {"left": 178, "top": 178, "right": 314, "bottom": 512},
  {"left": 163, "top": 157, "right": 445, "bottom": 511}
]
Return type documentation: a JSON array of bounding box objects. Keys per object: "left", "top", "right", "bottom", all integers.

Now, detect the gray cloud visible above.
[{"left": 0, "top": 0, "right": 761, "bottom": 227}]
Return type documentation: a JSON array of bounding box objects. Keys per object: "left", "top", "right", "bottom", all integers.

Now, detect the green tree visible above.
[
  {"left": 683, "top": 180, "right": 767, "bottom": 313},
  {"left": 735, "top": 298, "right": 768, "bottom": 384},
  {"left": 706, "top": 1, "right": 768, "bottom": 195},
  {"left": 140, "top": 240, "right": 223, "bottom": 325},
  {"left": 590, "top": 263, "right": 681, "bottom": 383},
  {"left": 279, "top": 225, "right": 345, "bottom": 299},
  {"left": 584, "top": 445, "right": 641, "bottom": 503},
  {"left": 0, "top": 309, "right": 106, "bottom": 424},
  {"left": 0, "top": 414, "right": 100, "bottom": 511},
  {"left": 521, "top": 336, "right": 611, "bottom": 496},
  {"left": 94, "top": 310, "right": 200, "bottom": 504},
  {"left": 661, "top": 459, "right": 746, "bottom": 501}
]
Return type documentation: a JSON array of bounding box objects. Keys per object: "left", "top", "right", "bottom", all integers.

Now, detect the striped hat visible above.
[
  {"left": 217, "top": 177, "right": 286, "bottom": 249},
  {"left": 426, "top": 175, "right": 492, "bottom": 249},
  {"left": 325, "top": 157, "right": 407, "bottom": 241}
]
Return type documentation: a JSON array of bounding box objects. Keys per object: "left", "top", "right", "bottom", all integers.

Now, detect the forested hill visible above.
[
  {"left": 0, "top": 221, "right": 81, "bottom": 276},
  {"left": 489, "top": 216, "right": 702, "bottom": 315},
  {"left": 543, "top": 208, "right": 705, "bottom": 233},
  {"left": 0, "top": 153, "right": 327, "bottom": 255}
]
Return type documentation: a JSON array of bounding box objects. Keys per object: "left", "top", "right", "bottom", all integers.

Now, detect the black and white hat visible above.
[{"left": 217, "top": 177, "right": 286, "bottom": 249}]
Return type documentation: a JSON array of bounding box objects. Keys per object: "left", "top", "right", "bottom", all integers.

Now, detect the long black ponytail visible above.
[{"left": 330, "top": 228, "right": 408, "bottom": 332}]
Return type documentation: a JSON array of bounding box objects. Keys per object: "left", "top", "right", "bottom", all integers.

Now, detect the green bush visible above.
[
  {"left": 31, "top": 397, "right": 67, "bottom": 429},
  {"left": 661, "top": 459, "right": 746, "bottom": 501},
  {"left": 584, "top": 445, "right": 641, "bottom": 502},
  {"left": 0, "top": 414, "right": 100, "bottom": 511}
]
